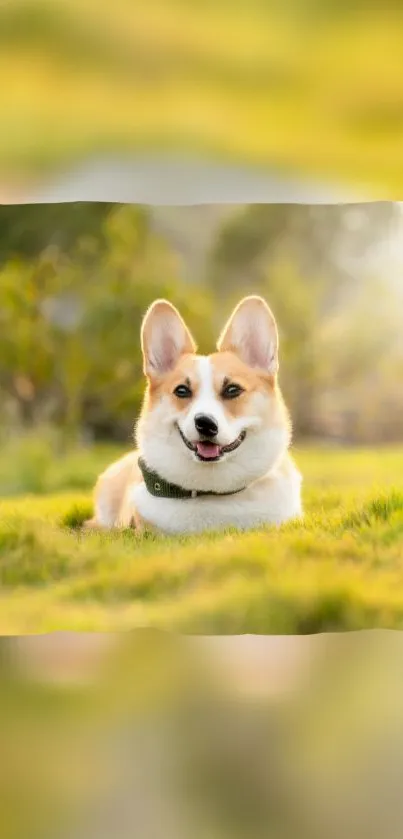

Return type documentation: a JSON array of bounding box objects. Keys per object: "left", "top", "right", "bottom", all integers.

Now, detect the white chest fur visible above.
[{"left": 130, "top": 458, "right": 302, "bottom": 535}]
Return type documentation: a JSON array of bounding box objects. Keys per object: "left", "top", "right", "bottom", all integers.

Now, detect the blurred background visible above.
[
  {"left": 0, "top": 200, "right": 402, "bottom": 454},
  {"left": 2, "top": 629, "right": 403, "bottom": 839},
  {"left": 1, "top": 0, "right": 403, "bottom": 201}
]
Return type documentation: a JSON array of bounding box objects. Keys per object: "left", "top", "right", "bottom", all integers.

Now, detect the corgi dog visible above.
[{"left": 86, "top": 296, "right": 302, "bottom": 535}]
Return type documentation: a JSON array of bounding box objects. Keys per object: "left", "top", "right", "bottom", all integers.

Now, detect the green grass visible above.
[{"left": 0, "top": 435, "right": 402, "bottom": 635}]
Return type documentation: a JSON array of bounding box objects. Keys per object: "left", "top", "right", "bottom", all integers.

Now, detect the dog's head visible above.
[{"left": 136, "top": 296, "right": 291, "bottom": 493}]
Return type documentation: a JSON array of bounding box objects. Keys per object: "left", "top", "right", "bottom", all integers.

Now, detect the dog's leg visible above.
[
  {"left": 87, "top": 451, "right": 139, "bottom": 529},
  {"left": 115, "top": 486, "right": 138, "bottom": 530}
]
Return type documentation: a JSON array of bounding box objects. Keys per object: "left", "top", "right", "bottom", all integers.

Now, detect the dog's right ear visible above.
[{"left": 141, "top": 300, "right": 197, "bottom": 377}]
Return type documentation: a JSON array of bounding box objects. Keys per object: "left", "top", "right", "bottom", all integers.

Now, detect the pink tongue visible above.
[{"left": 196, "top": 442, "right": 221, "bottom": 459}]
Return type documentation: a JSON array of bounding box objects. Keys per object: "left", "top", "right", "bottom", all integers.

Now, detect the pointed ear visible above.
[
  {"left": 141, "top": 299, "right": 197, "bottom": 377},
  {"left": 217, "top": 296, "right": 279, "bottom": 374}
]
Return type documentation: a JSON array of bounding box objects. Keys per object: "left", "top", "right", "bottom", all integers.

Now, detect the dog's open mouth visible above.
[{"left": 177, "top": 426, "right": 246, "bottom": 462}]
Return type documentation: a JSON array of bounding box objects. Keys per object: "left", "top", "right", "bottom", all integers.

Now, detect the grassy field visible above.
[
  {"left": 0, "top": 435, "right": 402, "bottom": 635},
  {"left": 2, "top": 0, "right": 403, "bottom": 196}
]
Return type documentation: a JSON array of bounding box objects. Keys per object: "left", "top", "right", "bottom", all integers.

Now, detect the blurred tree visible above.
[
  {"left": 0, "top": 203, "right": 112, "bottom": 263},
  {"left": 0, "top": 204, "right": 214, "bottom": 440},
  {"left": 208, "top": 203, "right": 399, "bottom": 309}
]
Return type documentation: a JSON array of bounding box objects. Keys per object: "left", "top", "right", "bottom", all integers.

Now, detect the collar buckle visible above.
[{"left": 138, "top": 457, "right": 245, "bottom": 500}]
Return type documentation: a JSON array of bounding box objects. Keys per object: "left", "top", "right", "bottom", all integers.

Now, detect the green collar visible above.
[{"left": 138, "top": 457, "right": 245, "bottom": 500}]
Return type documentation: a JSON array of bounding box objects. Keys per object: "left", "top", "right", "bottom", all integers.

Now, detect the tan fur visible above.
[
  {"left": 145, "top": 354, "right": 200, "bottom": 411},
  {"left": 92, "top": 451, "right": 141, "bottom": 528},
  {"left": 210, "top": 351, "right": 276, "bottom": 420}
]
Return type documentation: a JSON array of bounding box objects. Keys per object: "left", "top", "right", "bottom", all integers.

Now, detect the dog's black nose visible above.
[{"left": 195, "top": 414, "right": 218, "bottom": 438}]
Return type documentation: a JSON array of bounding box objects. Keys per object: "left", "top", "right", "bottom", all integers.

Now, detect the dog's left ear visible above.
[{"left": 217, "top": 296, "right": 279, "bottom": 374}]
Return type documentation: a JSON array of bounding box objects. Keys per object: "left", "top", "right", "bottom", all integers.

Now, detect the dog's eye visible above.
[
  {"left": 174, "top": 384, "right": 192, "bottom": 398},
  {"left": 222, "top": 383, "right": 244, "bottom": 399}
]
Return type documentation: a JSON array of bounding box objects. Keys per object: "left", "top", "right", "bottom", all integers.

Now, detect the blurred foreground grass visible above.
[
  {"left": 0, "top": 434, "right": 402, "bottom": 634},
  {"left": 2, "top": 0, "right": 403, "bottom": 195}
]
